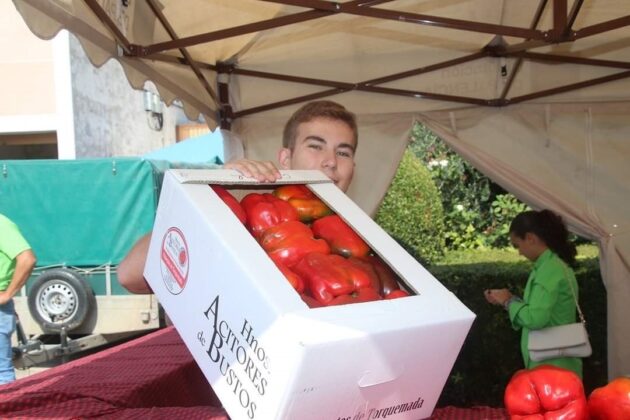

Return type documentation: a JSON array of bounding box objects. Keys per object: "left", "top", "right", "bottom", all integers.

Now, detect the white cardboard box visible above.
[{"left": 144, "top": 169, "right": 475, "bottom": 420}]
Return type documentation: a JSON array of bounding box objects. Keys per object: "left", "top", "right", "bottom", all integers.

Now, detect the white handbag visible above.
[{"left": 528, "top": 268, "right": 592, "bottom": 362}]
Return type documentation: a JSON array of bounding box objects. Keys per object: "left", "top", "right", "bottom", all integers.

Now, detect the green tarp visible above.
[{"left": 0, "top": 158, "right": 159, "bottom": 267}]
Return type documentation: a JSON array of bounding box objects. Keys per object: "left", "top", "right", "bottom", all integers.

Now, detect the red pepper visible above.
[
  {"left": 273, "top": 185, "right": 311, "bottom": 201},
  {"left": 361, "top": 254, "right": 403, "bottom": 297},
  {"left": 293, "top": 253, "right": 354, "bottom": 305},
  {"left": 504, "top": 365, "right": 588, "bottom": 420},
  {"left": 334, "top": 255, "right": 376, "bottom": 291},
  {"left": 210, "top": 185, "right": 247, "bottom": 225},
  {"left": 273, "top": 185, "right": 332, "bottom": 222},
  {"left": 293, "top": 253, "right": 375, "bottom": 305},
  {"left": 300, "top": 293, "right": 324, "bottom": 308},
  {"left": 346, "top": 256, "right": 382, "bottom": 293},
  {"left": 385, "top": 289, "right": 410, "bottom": 299},
  {"left": 241, "top": 192, "right": 299, "bottom": 238},
  {"left": 311, "top": 215, "right": 370, "bottom": 258},
  {"left": 328, "top": 287, "right": 383, "bottom": 306},
  {"left": 275, "top": 262, "right": 305, "bottom": 294},
  {"left": 588, "top": 377, "right": 630, "bottom": 419},
  {"left": 259, "top": 221, "right": 330, "bottom": 267}
]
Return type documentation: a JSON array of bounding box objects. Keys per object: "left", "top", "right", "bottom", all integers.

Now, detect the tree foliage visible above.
[
  {"left": 375, "top": 150, "right": 445, "bottom": 264},
  {"left": 410, "top": 123, "right": 529, "bottom": 250}
]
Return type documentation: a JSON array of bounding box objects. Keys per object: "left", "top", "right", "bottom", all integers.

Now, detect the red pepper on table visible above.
[
  {"left": 259, "top": 221, "right": 330, "bottom": 267},
  {"left": 210, "top": 185, "right": 247, "bottom": 225},
  {"left": 504, "top": 365, "right": 588, "bottom": 420},
  {"left": 275, "top": 262, "right": 305, "bottom": 294},
  {"left": 273, "top": 185, "right": 332, "bottom": 222},
  {"left": 241, "top": 192, "right": 299, "bottom": 238},
  {"left": 311, "top": 215, "right": 370, "bottom": 258},
  {"left": 293, "top": 252, "right": 375, "bottom": 306},
  {"left": 588, "top": 377, "right": 630, "bottom": 419}
]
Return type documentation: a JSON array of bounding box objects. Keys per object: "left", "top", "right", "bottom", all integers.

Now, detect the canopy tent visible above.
[
  {"left": 142, "top": 128, "right": 225, "bottom": 164},
  {"left": 12, "top": 0, "right": 630, "bottom": 378}
]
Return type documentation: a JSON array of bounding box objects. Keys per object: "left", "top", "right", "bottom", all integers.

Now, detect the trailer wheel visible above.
[{"left": 27, "top": 268, "right": 95, "bottom": 333}]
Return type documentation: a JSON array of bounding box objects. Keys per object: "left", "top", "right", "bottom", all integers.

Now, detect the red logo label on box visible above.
[{"left": 160, "top": 227, "right": 189, "bottom": 294}]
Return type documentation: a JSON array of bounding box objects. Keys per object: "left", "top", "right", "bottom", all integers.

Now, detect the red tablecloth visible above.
[{"left": 0, "top": 327, "right": 508, "bottom": 419}]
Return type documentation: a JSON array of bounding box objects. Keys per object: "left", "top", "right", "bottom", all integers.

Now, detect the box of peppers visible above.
[{"left": 144, "top": 169, "right": 475, "bottom": 420}]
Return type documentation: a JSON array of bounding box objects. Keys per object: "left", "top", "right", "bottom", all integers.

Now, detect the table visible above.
[{"left": 0, "top": 327, "right": 508, "bottom": 419}]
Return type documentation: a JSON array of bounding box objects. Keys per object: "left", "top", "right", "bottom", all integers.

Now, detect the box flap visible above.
[{"left": 170, "top": 169, "right": 333, "bottom": 185}]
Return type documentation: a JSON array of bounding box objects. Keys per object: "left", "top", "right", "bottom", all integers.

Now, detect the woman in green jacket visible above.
[{"left": 484, "top": 209, "right": 582, "bottom": 378}]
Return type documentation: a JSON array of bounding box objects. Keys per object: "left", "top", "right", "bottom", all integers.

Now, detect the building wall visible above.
[
  {"left": 1, "top": 0, "right": 199, "bottom": 160},
  {"left": 0, "top": 1, "right": 57, "bottom": 158},
  {"left": 69, "top": 35, "right": 186, "bottom": 158},
  {"left": 0, "top": 2, "right": 55, "bottom": 117}
]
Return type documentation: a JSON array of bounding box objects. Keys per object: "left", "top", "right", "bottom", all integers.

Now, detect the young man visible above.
[
  {"left": 0, "top": 213, "right": 37, "bottom": 385},
  {"left": 118, "top": 100, "right": 358, "bottom": 294}
]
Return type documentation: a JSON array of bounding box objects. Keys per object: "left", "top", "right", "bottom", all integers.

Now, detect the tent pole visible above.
[{"left": 218, "top": 64, "right": 233, "bottom": 130}]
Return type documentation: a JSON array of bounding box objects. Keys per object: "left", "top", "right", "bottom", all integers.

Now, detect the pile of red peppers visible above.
[
  {"left": 505, "top": 365, "right": 630, "bottom": 420},
  {"left": 504, "top": 365, "right": 589, "bottom": 419},
  {"left": 588, "top": 376, "right": 630, "bottom": 419},
  {"left": 211, "top": 184, "right": 411, "bottom": 307}
]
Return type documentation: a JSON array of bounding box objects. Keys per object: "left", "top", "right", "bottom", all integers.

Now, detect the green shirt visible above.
[
  {"left": 0, "top": 213, "right": 32, "bottom": 291},
  {"left": 507, "top": 249, "right": 583, "bottom": 377}
]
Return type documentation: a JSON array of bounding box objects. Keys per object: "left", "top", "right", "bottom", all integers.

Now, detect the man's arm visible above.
[
  {"left": 0, "top": 249, "right": 36, "bottom": 305},
  {"left": 117, "top": 233, "right": 153, "bottom": 294},
  {"left": 117, "top": 160, "right": 282, "bottom": 294}
]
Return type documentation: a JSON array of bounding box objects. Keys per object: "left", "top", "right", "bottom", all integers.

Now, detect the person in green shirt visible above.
[
  {"left": 0, "top": 213, "right": 37, "bottom": 385},
  {"left": 484, "top": 209, "right": 582, "bottom": 378}
]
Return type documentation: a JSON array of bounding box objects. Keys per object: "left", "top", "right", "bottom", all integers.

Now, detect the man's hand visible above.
[
  {"left": 1, "top": 249, "right": 36, "bottom": 304},
  {"left": 0, "top": 291, "right": 11, "bottom": 305},
  {"left": 224, "top": 159, "right": 281, "bottom": 182}
]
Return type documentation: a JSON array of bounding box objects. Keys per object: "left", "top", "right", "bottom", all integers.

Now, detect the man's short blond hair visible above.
[{"left": 282, "top": 101, "right": 358, "bottom": 150}]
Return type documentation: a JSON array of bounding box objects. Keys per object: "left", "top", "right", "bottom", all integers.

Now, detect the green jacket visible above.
[{"left": 507, "top": 249, "right": 582, "bottom": 378}]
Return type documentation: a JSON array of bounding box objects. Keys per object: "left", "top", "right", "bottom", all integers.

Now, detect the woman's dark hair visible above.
[{"left": 509, "top": 209, "right": 577, "bottom": 266}]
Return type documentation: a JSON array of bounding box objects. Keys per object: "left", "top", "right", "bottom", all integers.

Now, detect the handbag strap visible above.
[{"left": 562, "top": 263, "right": 587, "bottom": 324}]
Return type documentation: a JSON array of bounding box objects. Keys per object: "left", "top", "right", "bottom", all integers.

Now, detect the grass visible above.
[{"left": 434, "top": 243, "right": 599, "bottom": 266}]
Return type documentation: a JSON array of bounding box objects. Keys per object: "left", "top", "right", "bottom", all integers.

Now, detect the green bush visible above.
[
  {"left": 429, "top": 248, "right": 607, "bottom": 407},
  {"left": 487, "top": 194, "right": 531, "bottom": 248},
  {"left": 410, "top": 123, "right": 530, "bottom": 250},
  {"left": 375, "top": 150, "right": 445, "bottom": 264}
]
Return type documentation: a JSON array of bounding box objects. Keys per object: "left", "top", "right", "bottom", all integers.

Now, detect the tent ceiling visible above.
[
  {"left": 16, "top": 0, "right": 630, "bottom": 126},
  {"left": 76, "top": 0, "right": 630, "bottom": 123}
]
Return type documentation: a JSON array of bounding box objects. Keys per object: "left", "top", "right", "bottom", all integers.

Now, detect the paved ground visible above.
[
  {"left": 11, "top": 329, "right": 159, "bottom": 382},
  {"left": 15, "top": 366, "right": 50, "bottom": 380}
]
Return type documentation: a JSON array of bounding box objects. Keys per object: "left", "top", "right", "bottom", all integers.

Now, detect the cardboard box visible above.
[{"left": 144, "top": 169, "right": 475, "bottom": 420}]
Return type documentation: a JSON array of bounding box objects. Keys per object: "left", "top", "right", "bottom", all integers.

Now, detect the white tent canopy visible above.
[{"left": 13, "top": 0, "right": 630, "bottom": 378}]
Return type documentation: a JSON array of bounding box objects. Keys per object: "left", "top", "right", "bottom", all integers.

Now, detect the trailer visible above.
[{"left": 0, "top": 157, "right": 176, "bottom": 367}]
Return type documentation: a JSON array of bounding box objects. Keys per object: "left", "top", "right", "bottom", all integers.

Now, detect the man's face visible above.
[{"left": 278, "top": 117, "right": 356, "bottom": 192}]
